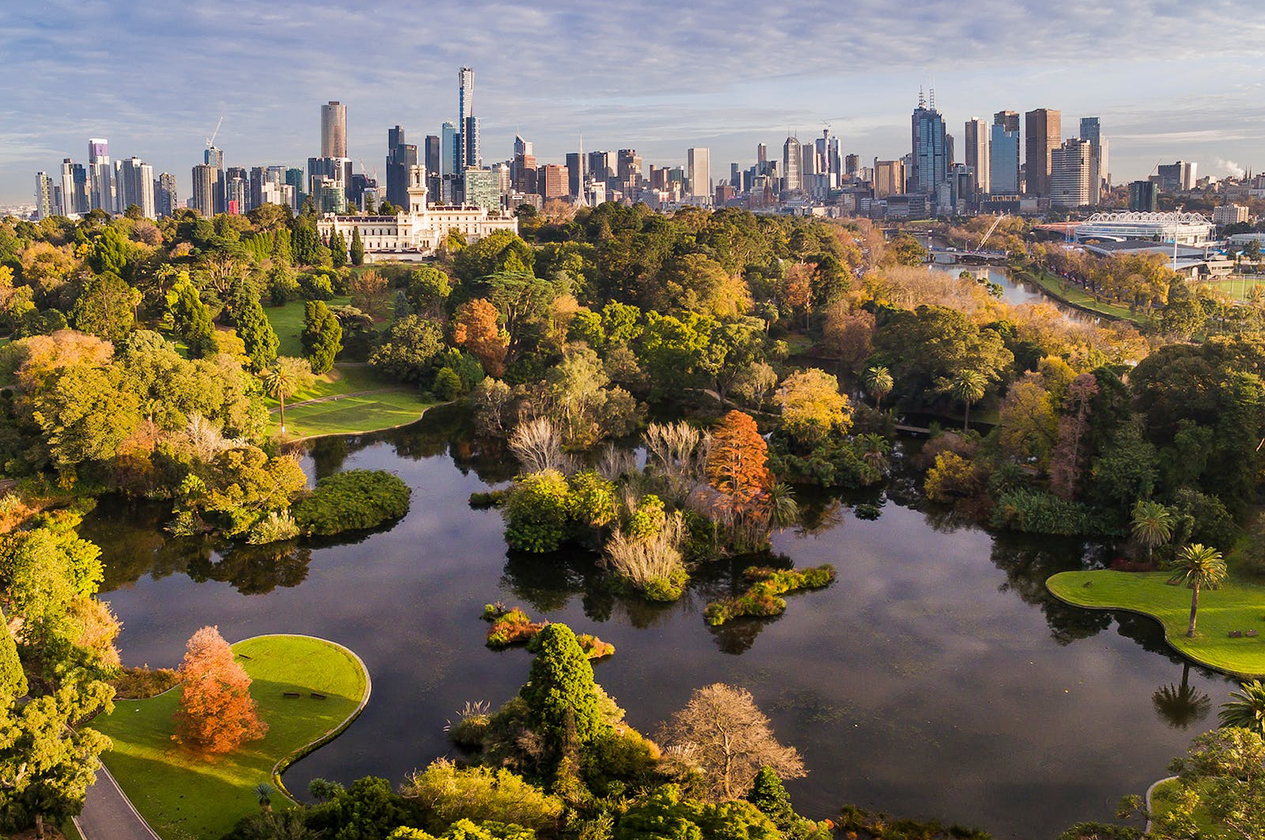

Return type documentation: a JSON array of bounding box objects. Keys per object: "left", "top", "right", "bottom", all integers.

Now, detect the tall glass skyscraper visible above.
[
  {"left": 910, "top": 95, "right": 947, "bottom": 195},
  {"left": 457, "top": 67, "right": 474, "bottom": 174},
  {"left": 989, "top": 122, "right": 1020, "bottom": 195}
]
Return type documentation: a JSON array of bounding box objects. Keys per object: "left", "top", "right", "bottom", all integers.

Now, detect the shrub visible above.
[
  {"left": 403, "top": 759, "right": 564, "bottom": 834},
  {"left": 603, "top": 509, "right": 688, "bottom": 602},
  {"left": 989, "top": 488, "right": 1111, "bottom": 536},
  {"left": 433, "top": 367, "right": 464, "bottom": 400},
  {"left": 293, "top": 469, "right": 411, "bottom": 536},
  {"left": 299, "top": 271, "right": 335, "bottom": 300},
  {"left": 246, "top": 510, "right": 299, "bottom": 544},
  {"left": 483, "top": 605, "right": 614, "bottom": 659},
  {"left": 704, "top": 565, "right": 836, "bottom": 626},
  {"left": 582, "top": 727, "right": 660, "bottom": 795},
  {"left": 112, "top": 665, "right": 179, "bottom": 699},
  {"left": 503, "top": 470, "right": 570, "bottom": 553}
]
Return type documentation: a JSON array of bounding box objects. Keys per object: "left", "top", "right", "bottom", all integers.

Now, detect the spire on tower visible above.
[
  {"left": 929, "top": 87, "right": 936, "bottom": 110},
  {"left": 918, "top": 86, "right": 925, "bottom": 108}
]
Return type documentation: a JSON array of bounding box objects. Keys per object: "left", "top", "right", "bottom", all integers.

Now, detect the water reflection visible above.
[{"left": 82, "top": 413, "right": 1237, "bottom": 839}]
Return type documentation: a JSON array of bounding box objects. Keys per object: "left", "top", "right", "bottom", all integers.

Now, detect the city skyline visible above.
[{"left": 5, "top": 0, "right": 1265, "bottom": 204}]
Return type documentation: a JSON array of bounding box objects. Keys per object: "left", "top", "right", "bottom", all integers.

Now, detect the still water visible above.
[{"left": 83, "top": 412, "right": 1230, "bottom": 838}]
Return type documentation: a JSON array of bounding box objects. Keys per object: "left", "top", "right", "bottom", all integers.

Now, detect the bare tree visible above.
[
  {"left": 643, "top": 421, "right": 709, "bottom": 504},
  {"left": 508, "top": 417, "right": 570, "bottom": 475},
  {"left": 658, "top": 683, "right": 805, "bottom": 801}
]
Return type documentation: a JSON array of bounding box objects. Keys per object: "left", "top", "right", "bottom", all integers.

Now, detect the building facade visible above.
[
  {"left": 321, "top": 101, "right": 347, "bottom": 158},
  {"left": 911, "top": 95, "right": 947, "bottom": 195},
  {"left": 963, "top": 118, "right": 990, "bottom": 195},
  {"left": 1078, "top": 117, "right": 1106, "bottom": 205},
  {"left": 317, "top": 165, "right": 516, "bottom": 260},
  {"left": 1024, "top": 109, "right": 1061, "bottom": 196},
  {"left": 687, "top": 147, "right": 710, "bottom": 200},
  {"left": 1050, "top": 139, "right": 1092, "bottom": 208}
]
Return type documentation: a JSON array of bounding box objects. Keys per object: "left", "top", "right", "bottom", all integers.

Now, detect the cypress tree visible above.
[
  {"left": 234, "top": 288, "right": 279, "bottom": 371},
  {"left": 350, "top": 227, "right": 365, "bottom": 266},
  {"left": 520, "top": 623, "right": 606, "bottom": 746},
  {"left": 330, "top": 231, "right": 348, "bottom": 268},
  {"left": 302, "top": 300, "right": 342, "bottom": 374},
  {"left": 746, "top": 767, "right": 796, "bottom": 831}
]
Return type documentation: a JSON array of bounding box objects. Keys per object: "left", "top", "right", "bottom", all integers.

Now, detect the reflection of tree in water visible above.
[
  {"left": 307, "top": 435, "right": 350, "bottom": 480},
  {"left": 1152, "top": 663, "right": 1211, "bottom": 730},
  {"left": 187, "top": 540, "right": 313, "bottom": 595},
  {"left": 82, "top": 500, "right": 202, "bottom": 592},
  {"left": 988, "top": 532, "right": 1112, "bottom": 644}
]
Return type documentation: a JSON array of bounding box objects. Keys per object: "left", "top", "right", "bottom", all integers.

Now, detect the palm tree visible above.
[
  {"left": 857, "top": 433, "right": 891, "bottom": 483},
  {"left": 950, "top": 369, "right": 987, "bottom": 431},
  {"left": 1167, "top": 543, "right": 1228, "bottom": 638},
  {"left": 766, "top": 482, "right": 800, "bottom": 529},
  {"left": 254, "top": 782, "right": 274, "bottom": 812},
  {"left": 1219, "top": 679, "right": 1265, "bottom": 736},
  {"left": 863, "top": 365, "right": 893, "bottom": 409},
  {"left": 262, "top": 356, "right": 314, "bottom": 436},
  {"left": 1152, "top": 664, "right": 1210, "bottom": 729},
  {"left": 1131, "top": 499, "right": 1174, "bottom": 564}
]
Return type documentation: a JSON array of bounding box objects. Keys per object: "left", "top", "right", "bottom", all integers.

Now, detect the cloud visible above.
[{"left": 3, "top": 0, "right": 1265, "bottom": 202}]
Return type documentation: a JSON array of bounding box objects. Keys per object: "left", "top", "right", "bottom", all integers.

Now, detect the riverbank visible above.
[
  {"left": 90, "top": 634, "right": 370, "bottom": 840},
  {"left": 1010, "top": 264, "right": 1147, "bottom": 323},
  {"left": 1047, "top": 569, "right": 1265, "bottom": 678}
]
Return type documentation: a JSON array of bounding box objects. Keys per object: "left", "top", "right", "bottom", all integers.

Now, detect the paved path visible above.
[{"left": 74, "top": 761, "right": 161, "bottom": 840}]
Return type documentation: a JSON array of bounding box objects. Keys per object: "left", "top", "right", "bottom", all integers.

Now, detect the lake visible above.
[{"left": 82, "top": 411, "right": 1230, "bottom": 838}]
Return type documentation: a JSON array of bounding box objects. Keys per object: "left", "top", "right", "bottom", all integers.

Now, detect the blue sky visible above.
[{"left": 4, "top": 0, "right": 1265, "bottom": 204}]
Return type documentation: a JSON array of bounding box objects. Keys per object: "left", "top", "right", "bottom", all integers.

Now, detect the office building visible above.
[
  {"left": 285, "top": 168, "right": 305, "bottom": 209},
  {"left": 873, "top": 159, "right": 906, "bottom": 198},
  {"left": 1157, "top": 161, "right": 1197, "bottom": 192},
  {"left": 994, "top": 110, "right": 1020, "bottom": 133},
  {"left": 538, "top": 164, "right": 568, "bottom": 201},
  {"left": 1213, "top": 204, "right": 1250, "bottom": 226},
  {"left": 1023, "top": 109, "right": 1061, "bottom": 196},
  {"left": 963, "top": 118, "right": 990, "bottom": 195},
  {"left": 226, "top": 173, "right": 248, "bottom": 214},
  {"left": 34, "top": 172, "right": 55, "bottom": 218},
  {"left": 566, "top": 152, "right": 583, "bottom": 197},
  {"left": 88, "top": 138, "right": 113, "bottom": 212},
  {"left": 1079, "top": 117, "right": 1108, "bottom": 205},
  {"left": 259, "top": 180, "right": 295, "bottom": 209},
  {"left": 457, "top": 67, "right": 475, "bottom": 174},
  {"left": 60, "top": 159, "right": 88, "bottom": 216},
  {"left": 463, "top": 116, "right": 480, "bottom": 169},
  {"left": 321, "top": 101, "right": 347, "bottom": 158},
  {"left": 462, "top": 168, "right": 499, "bottom": 211},
  {"left": 117, "top": 156, "right": 155, "bottom": 218},
  {"left": 1050, "top": 138, "right": 1092, "bottom": 208},
  {"left": 617, "top": 149, "right": 642, "bottom": 189},
  {"left": 156, "top": 172, "right": 178, "bottom": 217},
  {"left": 687, "top": 147, "right": 711, "bottom": 200},
  {"left": 1128, "top": 180, "right": 1159, "bottom": 212},
  {"left": 386, "top": 126, "right": 418, "bottom": 209},
  {"left": 911, "top": 92, "right": 948, "bottom": 194},
  {"left": 440, "top": 122, "right": 458, "bottom": 179},
  {"left": 191, "top": 163, "right": 219, "bottom": 217},
  {"left": 782, "top": 135, "right": 802, "bottom": 193},
  {"left": 845, "top": 153, "right": 860, "bottom": 175},
  {"left": 948, "top": 163, "right": 977, "bottom": 211},
  {"left": 424, "top": 135, "right": 442, "bottom": 202},
  {"left": 989, "top": 121, "right": 1020, "bottom": 195}
]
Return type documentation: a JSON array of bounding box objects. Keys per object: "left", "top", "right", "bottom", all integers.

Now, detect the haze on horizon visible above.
[{"left": 4, "top": 0, "right": 1265, "bottom": 204}]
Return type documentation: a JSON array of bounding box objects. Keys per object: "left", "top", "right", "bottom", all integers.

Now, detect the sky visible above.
[{"left": 4, "top": 0, "right": 1265, "bottom": 205}]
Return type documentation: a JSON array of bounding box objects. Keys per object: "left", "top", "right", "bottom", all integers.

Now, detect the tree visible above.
[
  {"left": 233, "top": 288, "right": 280, "bottom": 371},
  {"left": 519, "top": 623, "right": 606, "bottom": 749},
  {"left": 368, "top": 316, "right": 445, "bottom": 383},
  {"left": 863, "top": 365, "right": 893, "bottom": 409},
  {"left": 453, "top": 298, "right": 507, "bottom": 377},
  {"left": 659, "top": 683, "right": 805, "bottom": 802},
  {"left": 1167, "top": 543, "right": 1227, "bottom": 638},
  {"left": 292, "top": 219, "right": 321, "bottom": 266},
  {"left": 348, "top": 269, "right": 389, "bottom": 320},
  {"left": 1219, "top": 679, "right": 1265, "bottom": 736},
  {"left": 706, "top": 410, "right": 771, "bottom": 508},
  {"left": 776, "top": 370, "right": 851, "bottom": 445},
  {"left": 949, "top": 369, "right": 987, "bottom": 431},
  {"left": 262, "top": 357, "right": 314, "bottom": 435},
  {"left": 71, "top": 272, "right": 137, "bottom": 342},
  {"left": 173, "top": 625, "right": 267, "bottom": 752},
  {"left": 349, "top": 227, "right": 364, "bottom": 265},
  {"left": 329, "top": 231, "right": 348, "bottom": 268},
  {"left": 255, "top": 782, "right": 274, "bottom": 812},
  {"left": 1142, "top": 727, "right": 1265, "bottom": 840},
  {"left": 0, "top": 677, "right": 114, "bottom": 839},
  {"left": 301, "top": 300, "right": 342, "bottom": 374},
  {"left": 0, "top": 618, "right": 26, "bottom": 700},
  {"left": 1131, "top": 500, "right": 1173, "bottom": 564},
  {"left": 30, "top": 364, "right": 142, "bottom": 474},
  {"left": 170, "top": 276, "right": 217, "bottom": 358},
  {"left": 404, "top": 265, "right": 452, "bottom": 319}
]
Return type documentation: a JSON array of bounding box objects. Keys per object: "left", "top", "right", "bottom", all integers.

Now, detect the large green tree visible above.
[
  {"left": 233, "top": 288, "right": 279, "bottom": 371},
  {"left": 519, "top": 623, "right": 606, "bottom": 749},
  {"left": 71, "top": 273, "right": 137, "bottom": 343},
  {"left": 301, "top": 300, "right": 342, "bottom": 374}
]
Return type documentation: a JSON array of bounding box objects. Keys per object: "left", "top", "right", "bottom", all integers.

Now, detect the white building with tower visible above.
[{"left": 316, "top": 165, "right": 517, "bottom": 261}]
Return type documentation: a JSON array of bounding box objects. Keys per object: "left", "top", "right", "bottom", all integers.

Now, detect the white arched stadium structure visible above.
[{"left": 1074, "top": 211, "right": 1215, "bottom": 246}]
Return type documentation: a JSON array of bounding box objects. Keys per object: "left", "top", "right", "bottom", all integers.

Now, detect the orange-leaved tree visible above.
[
  {"left": 173, "top": 625, "right": 267, "bottom": 753},
  {"left": 453, "top": 298, "right": 507, "bottom": 377},
  {"left": 706, "top": 409, "right": 772, "bottom": 507}
]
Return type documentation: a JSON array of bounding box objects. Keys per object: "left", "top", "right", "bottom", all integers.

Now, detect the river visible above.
[{"left": 82, "top": 412, "right": 1229, "bottom": 838}]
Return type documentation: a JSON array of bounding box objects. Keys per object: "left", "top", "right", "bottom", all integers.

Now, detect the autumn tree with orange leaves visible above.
[
  {"left": 173, "top": 626, "right": 267, "bottom": 753},
  {"left": 453, "top": 298, "right": 508, "bottom": 377},
  {"left": 705, "top": 410, "right": 783, "bottom": 551}
]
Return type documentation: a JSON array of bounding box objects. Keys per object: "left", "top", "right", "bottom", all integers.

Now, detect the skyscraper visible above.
[
  {"left": 321, "top": 101, "right": 347, "bottom": 158},
  {"left": 34, "top": 172, "right": 55, "bottom": 218},
  {"left": 464, "top": 115, "right": 480, "bottom": 169},
  {"left": 88, "top": 138, "right": 113, "bottom": 212},
  {"left": 845, "top": 154, "right": 860, "bottom": 175},
  {"left": 1023, "top": 108, "right": 1061, "bottom": 196},
  {"left": 1050, "top": 138, "right": 1092, "bottom": 208},
  {"left": 989, "top": 115, "right": 1020, "bottom": 195},
  {"left": 566, "top": 152, "right": 583, "bottom": 197},
  {"left": 192, "top": 164, "right": 218, "bottom": 217},
  {"left": 964, "top": 118, "right": 990, "bottom": 195},
  {"left": 386, "top": 126, "right": 418, "bottom": 209},
  {"left": 993, "top": 110, "right": 1020, "bottom": 133},
  {"left": 782, "top": 136, "right": 802, "bottom": 193},
  {"left": 60, "top": 158, "right": 88, "bottom": 216},
  {"left": 873, "top": 159, "right": 906, "bottom": 198},
  {"left": 687, "top": 147, "right": 711, "bottom": 200},
  {"left": 910, "top": 91, "right": 948, "bottom": 195},
  {"left": 424, "top": 135, "right": 441, "bottom": 204},
  {"left": 118, "top": 156, "right": 155, "bottom": 218},
  {"left": 1078, "top": 117, "right": 1106, "bottom": 205},
  {"left": 156, "top": 172, "right": 178, "bottom": 217},
  {"left": 457, "top": 67, "right": 475, "bottom": 175}
]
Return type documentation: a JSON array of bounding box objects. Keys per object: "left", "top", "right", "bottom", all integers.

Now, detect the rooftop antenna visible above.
[{"left": 918, "top": 86, "right": 925, "bottom": 108}]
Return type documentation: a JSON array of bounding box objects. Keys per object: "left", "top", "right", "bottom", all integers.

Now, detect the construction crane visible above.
[{"left": 205, "top": 117, "right": 223, "bottom": 150}]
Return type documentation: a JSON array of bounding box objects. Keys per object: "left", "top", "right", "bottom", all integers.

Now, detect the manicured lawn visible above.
[
  {"left": 263, "top": 297, "right": 353, "bottom": 358},
  {"left": 1047, "top": 569, "right": 1265, "bottom": 677},
  {"left": 92, "top": 635, "right": 369, "bottom": 840},
  {"left": 1016, "top": 266, "right": 1147, "bottom": 323},
  {"left": 275, "top": 391, "right": 439, "bottom": 439},
  {"left": 1202, "top": 275, "right": 1265, "bottom": 302}
]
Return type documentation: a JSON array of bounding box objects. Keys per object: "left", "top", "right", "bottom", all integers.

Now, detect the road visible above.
[{"left": 74, "top": 762, "right": 161, "bottom": 840}]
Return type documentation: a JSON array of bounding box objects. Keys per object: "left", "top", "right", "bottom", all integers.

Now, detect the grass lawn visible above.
[
  {"left": 1201, "top": 275, "right": 1265, "bottom": 302},
  {"left": 1016, "top": 266, "right": 1146, "bottom": 323},
  {"left": 1046, "top": 569, "right": 1265, "bottom": 678},
  {"left": 91, "top": 635, "right": 369, "bottom": 840},
  {"left": 1149, "top": 777, "right": 1223, "bottom": 837},
  {"left": 263, "top": 297, "right": 353, "bottom": 358},
  {"left": 275, "top": 391, "right": 440, "bottom": 439}
]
